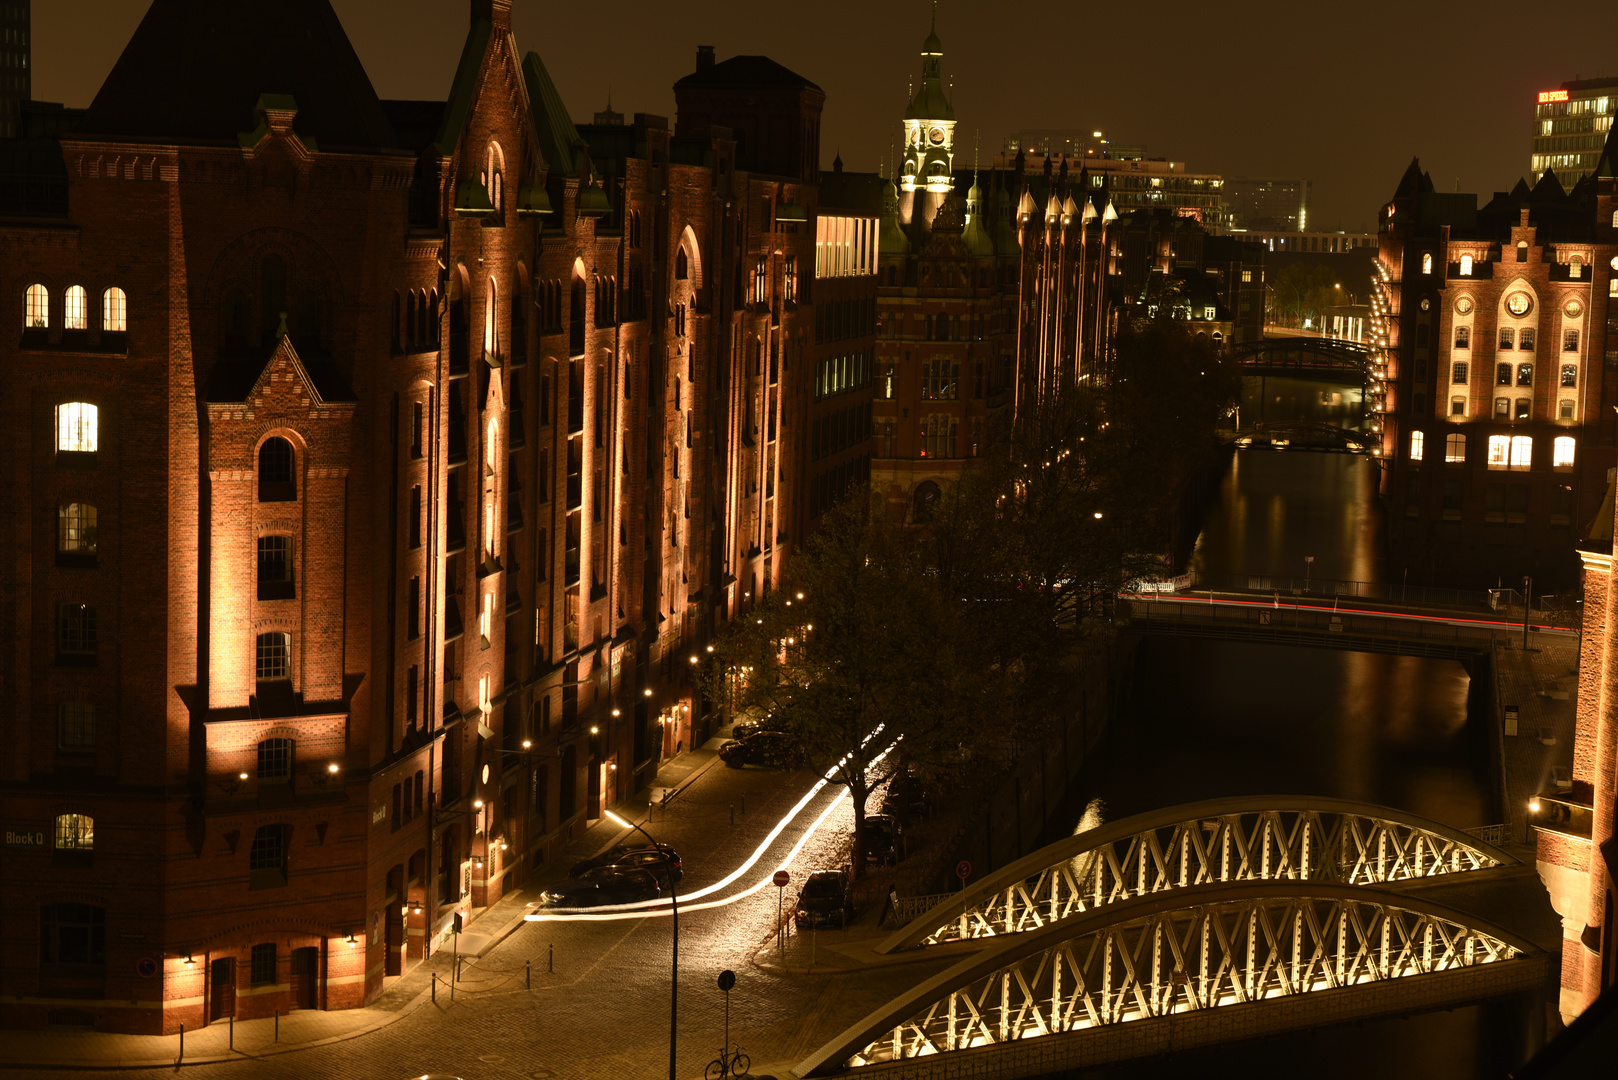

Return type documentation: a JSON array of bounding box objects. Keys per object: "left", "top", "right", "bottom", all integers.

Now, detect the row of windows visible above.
[
  {"left": 1453, "top": 327, "right": 1578, "bottom": 352},
  {"left": 814, "top": 350, "right": 871, "bottom": 400},
  {"left": 24, "top": 285, "right": 126, "bottom": 332},
  {"left": 1409, "top": 431, "right": 1574, "bottom": 469},
  {"left": 1448, "top": 361, "right": 1578, "bottom": 387}
]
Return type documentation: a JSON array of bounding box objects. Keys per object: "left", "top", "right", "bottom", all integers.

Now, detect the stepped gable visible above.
[{"left": 76, "top": 0, "right": 398, "bottom": 151}]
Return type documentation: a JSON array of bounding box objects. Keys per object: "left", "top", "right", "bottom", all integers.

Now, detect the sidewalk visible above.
[
  {"left": 1492, "top": 631, "right": 1581, "bottom": 848},
  {"left": 0, "top": 740, "right": 731, "bottom": 1071}
]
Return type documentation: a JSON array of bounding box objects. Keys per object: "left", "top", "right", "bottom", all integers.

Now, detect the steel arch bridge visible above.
[
  {"left": 798, "top": 883, "right": 1544, "bottom": 1078},
  {"left": 1232, "top": 336, "right": 1371, "bottom": 376},
  {"left": 876, "top": 796, "right": 1515, "bottom": 954}
]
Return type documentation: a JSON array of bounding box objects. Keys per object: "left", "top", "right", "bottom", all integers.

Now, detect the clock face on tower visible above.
[{"left": 928, "top": 126, "right": 946, "bottom": 146}]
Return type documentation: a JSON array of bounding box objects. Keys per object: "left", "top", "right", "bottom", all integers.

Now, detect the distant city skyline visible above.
[{"left": 26, "top": 0, "right": 1618, "bottom": 232}]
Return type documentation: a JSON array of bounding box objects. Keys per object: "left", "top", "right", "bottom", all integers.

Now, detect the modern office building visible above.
[
  {"left": 1531, "top": 77, "right": 1618, "bottom": 190},
  {"left": 1375, "top": 140, "right": 1618, "bottom": 588},
  {"left": 1224, "top": 177, "right": 1310, "bottom": 233},
  {"left": 0, "top": 0, "right": 26, "bottom": 139},
  {"left": 0, "top": 0, "right": 834, "bottom": 1034}
]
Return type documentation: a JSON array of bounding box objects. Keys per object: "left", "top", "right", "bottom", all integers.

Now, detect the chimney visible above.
[{"left": 696, "top": 45, "right": 715, "bottom": 74}]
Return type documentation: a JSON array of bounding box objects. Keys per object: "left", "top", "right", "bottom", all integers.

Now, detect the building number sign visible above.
[{"left": 4, "top": 828, "right": 46, "bottom": 847}]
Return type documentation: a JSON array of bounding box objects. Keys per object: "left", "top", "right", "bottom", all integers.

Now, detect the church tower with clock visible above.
[{"left": 898, "top": 3, "right": 955, "bottom": 232}]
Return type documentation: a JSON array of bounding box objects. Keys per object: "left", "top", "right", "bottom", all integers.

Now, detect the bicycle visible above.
[{"left": 705, "top": 1044, "right": 750, "bottom": 1079}]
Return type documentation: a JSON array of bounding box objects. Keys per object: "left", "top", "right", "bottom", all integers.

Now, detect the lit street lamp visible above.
[{"left": 604, "top": 809, "right": 679, "bottom": 1080}]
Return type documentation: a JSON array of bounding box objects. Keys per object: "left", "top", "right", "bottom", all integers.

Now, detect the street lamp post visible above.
[{"left": 605, "top": 809, "right": 678, "bottom": 1080}]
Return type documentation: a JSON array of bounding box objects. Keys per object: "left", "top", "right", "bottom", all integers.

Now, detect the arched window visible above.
[
  {"left": 1421, "top": 253, "right": 1433, "bottom": 275},
  {"left": 1553, "top": 436, "right": 1575, "bottom": 467},
  {"left": 25, "top": 283, "right": 49, "bottom": 328},
  {"left": 484, "top": 276, "right": 497, "bottom": 357},
  {"left": 63, "top": 286, "right": 88, "bottom": 330},
  {"left": 258, "top": 437, "right": 295, "bottom": 501},
  {"left": 1445, "top": 433, "right": 1466, "bottom": 463},
  {"left": 54, "top": 813, "right": 94, "bottom": 851},
  {"left": 484, "top": 142, "right": 505, "bottom": 216},
  {"left": 1409, "top": 430, "right": 1424, "bottom": 462},
  {"left": 257, "top": 736, "right": 293, "bottom": 780},
  {"left": 255, "top": 631, "right": 291, "bottom": 681},
  {"left": 58, "top": 503, "right": 97, "bottom": 557},
  {"left": 56, "top": 402, "right": 98, "bottom": 453},
  {"left": 1458, "top": 254, "right": 1473, "bottom": 276}
]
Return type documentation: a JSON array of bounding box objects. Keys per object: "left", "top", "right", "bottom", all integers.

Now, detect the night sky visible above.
[{"left": 30, "top": 0, "right": 1618, "bottom": 233}]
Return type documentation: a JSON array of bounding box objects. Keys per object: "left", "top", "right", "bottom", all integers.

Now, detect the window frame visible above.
[
  {"left": 56, "top": 402, "right": 99, "bottom": 454},
  {"left": 54, "top": 813, "right": 94, "bottom": 851},
  {"left": 1445, "top": 433, "right": 1466, "bottom": 463},
  {"left": 102, "top": 287, "right": 127, "bottom": 333},
  {"left": 255, "top": 631, "right": 291, "bottom": 681}
]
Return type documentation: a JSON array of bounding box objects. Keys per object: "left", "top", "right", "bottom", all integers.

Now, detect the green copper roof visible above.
[
  {"left": 524, "top": 51, "right": 587, "bottom": 178},
  {"left": 431, "top": 18, "right": 493, "bottom": 155}
]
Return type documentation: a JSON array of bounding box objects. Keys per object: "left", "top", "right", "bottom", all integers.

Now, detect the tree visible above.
[{"left": 1268, "top": 263, "right": 1339, "bottom": 330}]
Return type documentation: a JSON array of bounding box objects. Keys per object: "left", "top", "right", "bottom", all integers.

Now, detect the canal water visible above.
[{"left": 1055, "top": 375, "right": 1529, "bottom": 1077}]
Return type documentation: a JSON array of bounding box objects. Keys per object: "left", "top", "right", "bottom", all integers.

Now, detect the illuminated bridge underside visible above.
[
  {"left": 878, "top": 797, "right": 1516, "bottom": 954},
  {"left": 800, "top": 884, "right": 1544, "bottom": 1078}
]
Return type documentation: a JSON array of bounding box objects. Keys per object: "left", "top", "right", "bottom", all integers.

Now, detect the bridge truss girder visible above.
[
  {"left": 815, "top": 884, "right": 1536, "bottom": 1074},
  {"left": 882, "top": 797, "right": 1514, "bottom": 953}
]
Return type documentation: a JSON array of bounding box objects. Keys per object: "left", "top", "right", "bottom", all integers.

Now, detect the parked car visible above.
[
  {"left": 793, "top": 869, "right": 854, "bottom": 929},
  {"left": 881, "top": 767, "right": 931, "bottom": 821},
  {"left": 861, "top": 814, "right": 903, "bottom": 867},
  {"left": 533, "top": 869, "right": 661, "bottom": 910},
  {"left": 569, "top": 843, "right": 683, "bottom": 885},
  {"left": 719, "top": 731, "right": 802, "bottom": 769},
  {"left": 732, "top": 717, "right": 774, "bottom": 740}
]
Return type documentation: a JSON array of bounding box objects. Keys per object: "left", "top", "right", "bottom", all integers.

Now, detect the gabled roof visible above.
[
  {"left": 524, "top": 51, "right": 587, "bottom": 178},
  {"left": 1392, "top": 157, "right": 1428, "bottom": 200},
  {"left": 1531, "top": 168, "right": 1567, "bottom": 202},
  {"left": 1595, "top": 125, "right": 1618, "bottom": 180},
  {"left": 206, "top": 335, "right": 355, "bottom": 406},
  {"left": 430, "top": 17, "right": 494, "bottom": 156},
  {"left": 674, "top": 55, "right": 822, "bottom": 93},
  {"left": 76, "top": 0, "right": 398, "bottom": 152}
]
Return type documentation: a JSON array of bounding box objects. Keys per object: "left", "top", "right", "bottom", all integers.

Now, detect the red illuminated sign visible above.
[{"left": 1538, "top": 90, "right": 1569, "bottom": 103}]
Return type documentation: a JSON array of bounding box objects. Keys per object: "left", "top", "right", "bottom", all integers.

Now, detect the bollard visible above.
[
  {"left": 431, "top": 974, "right": 437, "bottom": 1003},
  {"left": 548, "top": 942, "right": 554, "bottom": 973},
  {"left": 179, "top": 1022, "right": 184, "bottom": 1063},
  {"left": 274, "top": 1009, "right": 279, "bottom": 1043},
  {"left": 229, "top": 1012, "right": 234, "bottom": 1050},
  {"left": 526, "top": 959, "right": 531, "bottom": 989}
]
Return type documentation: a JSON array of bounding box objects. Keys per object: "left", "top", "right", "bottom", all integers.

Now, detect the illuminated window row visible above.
[
  {"left": 1410, "top": 431, "right": 1574, "bottom": 469},
  {"left": 24, "top": 284, "right": 126, "bottom": 332}
]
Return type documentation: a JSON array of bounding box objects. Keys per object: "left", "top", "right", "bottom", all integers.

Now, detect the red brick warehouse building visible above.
[{"left": 0, "top": 0, "right": 853, "bottom": 1033}]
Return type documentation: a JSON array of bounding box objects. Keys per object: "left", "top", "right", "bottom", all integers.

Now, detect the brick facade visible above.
[{"left": 0, "top": 0, "right": 830, "bottom": 1034}]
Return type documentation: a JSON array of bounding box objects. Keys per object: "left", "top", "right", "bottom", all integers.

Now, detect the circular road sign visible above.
[
  {"left": 717, "top": 969, "right": 736, "bottom": 992},
  {"left": 956, "top": 860, "right": 972, "bottom": 880},
  {"left": 136, "top": 957, "right": 158, "bottom": 978},
  {"left": 772, "top": 870, "right": 790, "bottom": 887}
]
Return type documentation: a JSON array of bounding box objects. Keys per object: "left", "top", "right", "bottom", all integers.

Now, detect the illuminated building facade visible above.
[
  {"left": 0, "top": 0, "right": 26, "bottom": 139},
  {"left": 1375, "top": 141, "right": 1618, "bottom": 587},
  {"left": 1531, "top": 78, "right": 1618, "bottom": 190},
  {"left": 0, "top": 0, "right": 823, "bottom": 1034}
]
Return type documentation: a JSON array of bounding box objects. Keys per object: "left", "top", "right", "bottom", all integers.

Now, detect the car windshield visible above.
[{"left": 805, "top": 877, "right": 841, "bottom": 897}]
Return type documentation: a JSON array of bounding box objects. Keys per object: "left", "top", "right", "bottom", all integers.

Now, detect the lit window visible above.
[
  {"left": 54, "top": 814, "right": 94, "bottom": 851},
  {"left": 63, "top": 285, "right": 87, "bottom": 330},
  {"left": 58, "top": 702, "right": 96, "bottom": 750},
  {"left": 58, "top": 503, "right": 97, "bottom": 554},
  {"left": 56, "top": 402, "right": 98, "bottom": 452},
  {"left": 255, "top": 632, "right": 291, "bottom": 680},
  {"left": 1561, "top": 364, "right": 1576, "bottom": 387},
  {"left": 102, "top": 288, "right": 126, "bottom": 332},
  {"left": 257, "top": 738, "right": 293, "bottom": 780},
  {"left": 1487, "top": 435, "right": 1510, "bottom": 467},
  {"left": 1409, "top": 430, "right": 1424, "bottom": 461},
  {"left": 1569, "top": 256, "right": 1583, "bottom": 279},
  {"left": 1459, "top": 254, "right": 1473, "bottom": 276},
  {"left": 484, "top": 276, "right": 497, "bottom": 356},
  {"left": 480, "top": 592, "right": 492, "bottom": 642},
  {"left": 1445, "top": 433, "right": 1466, "bottom": 462},
  {"left": 1553, "top": 436, "right": 1575, "bottom": 467},
  {"left": 1509, "top": 435, "right": 1532, "bottom": 469},
  {"left": 24, "top": 283, "right": 48, "bottom": 328},
  {"left": 479, "top": 672, "right": 491, "bottom": 713},
  {"left": 1517, "top": 363, "right": 1533, "bottom": 386}
]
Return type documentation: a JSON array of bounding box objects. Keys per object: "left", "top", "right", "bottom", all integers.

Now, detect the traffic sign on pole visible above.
[{"left": 955, "top": 860, "right": 972, "bottom": 879}]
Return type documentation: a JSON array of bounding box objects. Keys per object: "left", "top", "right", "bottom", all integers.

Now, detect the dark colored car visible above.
[
  {"left": 533, "top": 869, "right": 661, "bottom": 910},
  {"left": 861, "top": 814, "right": 903, "bottom": 867},
  {"left": 719, "top": 731, "right": 802, "bottom": 769},
  {"left": 569, "top": 844, "right": 683, "bottom": 885},
  {"left": 732, "top": 718, "right": 773, "bottom": 740},
  {"left": 793, "top": 869, "right": 853, "bottom": 929}
]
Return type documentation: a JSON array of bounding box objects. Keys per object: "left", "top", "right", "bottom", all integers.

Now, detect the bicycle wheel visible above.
[
  {"left": 705, "top": 1058, "right": 726, "bottom": 1080},
  {"left": 733, "top": 1052, "right": 750, "bottom": 1077}
]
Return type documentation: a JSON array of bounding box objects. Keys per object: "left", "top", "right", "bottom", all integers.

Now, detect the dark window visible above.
[
  {"left": 57, "top": 604, "right": 96, "bottom": 661},
  {"left": 1455, "top": 326, "right": 1470, "bottom": 349},
  {"left": 249, "top": 827, "right": 289, "bottom": 890},
  {"left": 406, "top": 665, "right": 419, "bottom": 728},
  {"left": 408, "top": 576, "right": 421, "bottom": 639},
  {"left": 1416, "top": 324, "right": 1430, "bottom": 347},
  {"left": 40, "top": 904, "right": 105, "bottom": 966},
  {"left": 1564, "top": 329, "right": 1580, "bottom": 352},
  {"left": 411, "top": 402, "right": 424, "bottom": 457},
  {"left": 250, "top": 942, "right": 277, "bottom": 985},
  {"left": 1499, "top": 328, "right": 1514, "bottom": 350},
  {"left": 1516, "top": 399, "right": 1531, "bottom": 420},
  {"left": 1451, "top": 362, "right": 1468, "bottom": 384},
  {"left": 255, "top": 632, "right": 290, "bottom": 680},
  {"left": 58, "top": 702, "right": 95, "bottom": 751},
  {"left": 1520, "top": 328, "right": 1535, "bottom": 351},
  {"left": 257, "top": 536, "right": 293, "bottom": 600},
  {"left": 409, "top": 486, "right": 422, "bottom": 549},
  {"left": 257, "top": 738, "right": 293, "bottom": 781},
  {"left": 258, "top": 438, "right": 296, "bottom": 502},
  {"left": 1442, "top": 480, "right": 1464, "bottom": 514},
  {"left": 1497, "top": 363, "right": 1512, "bottom": 385},
  {"left": 1517, "top": 242, "right": 1528, "bottom": 263}
]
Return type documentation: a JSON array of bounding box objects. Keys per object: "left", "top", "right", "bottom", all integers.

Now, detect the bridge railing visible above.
[
  {"left": 1121, "top": 596, "right": 1503, "bottom": 656},
  {"left": 1186, "top": 571, "right": 1494, "bottom": 611}
]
